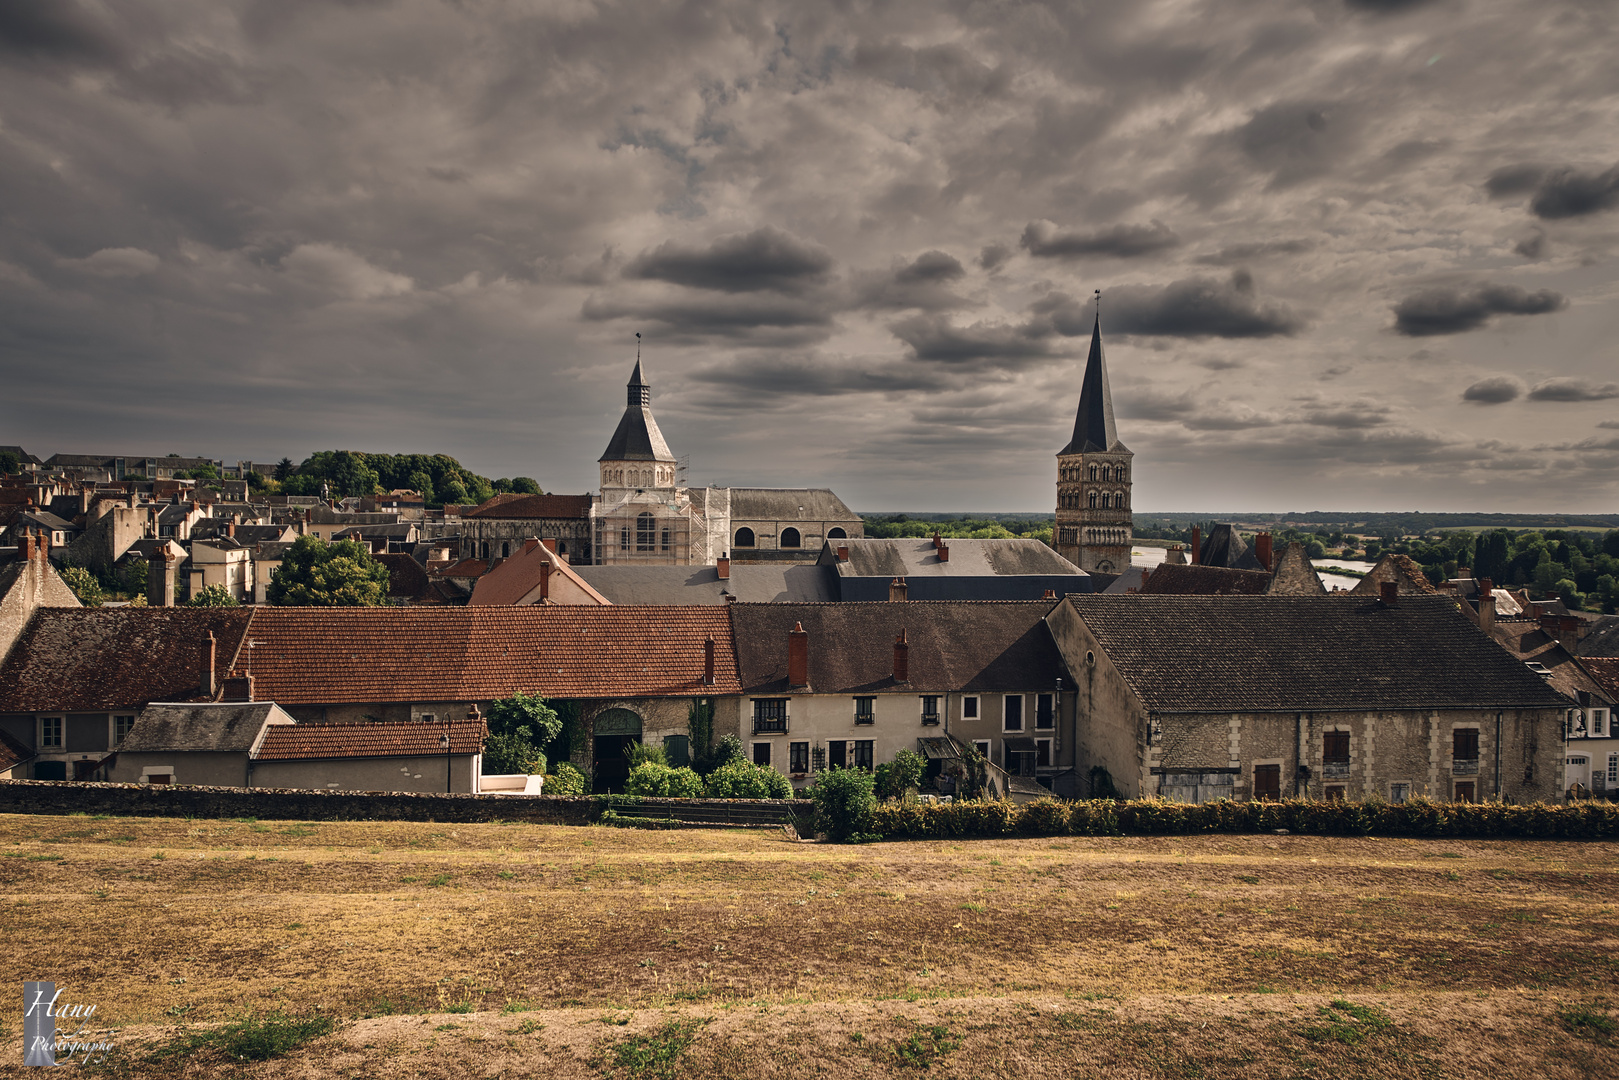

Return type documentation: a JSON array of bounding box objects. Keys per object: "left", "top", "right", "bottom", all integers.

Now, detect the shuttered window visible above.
[{"left": 1253, "top": 764, "right": 1281, "bottom": 801}]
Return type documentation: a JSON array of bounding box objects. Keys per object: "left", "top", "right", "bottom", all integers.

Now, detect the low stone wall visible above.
[{"left": 0, "top": 779, "right": 812, "bottom": 827}]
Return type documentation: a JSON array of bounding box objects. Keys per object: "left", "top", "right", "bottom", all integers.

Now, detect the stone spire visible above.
[
  {"left": 600, "top": 357, "right": 675, "bottom": 464},
  {"left": 1060, "top": 312, "right": 1126, "bottom": 455}
]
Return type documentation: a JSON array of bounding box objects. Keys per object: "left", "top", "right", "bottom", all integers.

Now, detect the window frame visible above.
[
  {"left": 1593, "top": 709, "right": 1609, "bottom": 738},
  {"left": 752, "top": 742, "right": 772, "bottom": 768},
  {"left": 1035, "top": 693, "right": 1054, "bottom": 730},
  {"left": 752, "top": 698, "right": 789, "bottom": 735},
  {"left": 635, "top": 512, "right": 657, "bottom": 552},
  {"left": 853, "top": 696, "right": 876, "bottom": 726},
  {"left": 920, "top": 696, "right": 940, "bottom": 726},
  {"left": 113, "top": 714, "right": 136, "bottom": 746},
  {"left": 733, "top": 527, "right": 756, "bottom": 548},
  {"left": 852, "top": 740, "right": 874, "bottom": 771},
  {"left": 1389, "top": 782, "right": 1411, "bottom": 804},
  {"left": 1003, "top": 694, "right": 1024, "bottom": 733},
  {"left": 1452, "top": 727, "right": 1480, "bottom": 762},
  {"left": 39, "top": 715, "right": 63, "bottom": 749},
  {"left": 1323, "top": 730, "right": 1350, "bottom": 764},
  {"left": 789, "top": 741, "right": 810, "bottom": 775},
  {"left": 780, "top": 526, "right": 802, "bottom": 549},
  {"left": 963, "top": 696, "right": 979, "bottom": 719}
]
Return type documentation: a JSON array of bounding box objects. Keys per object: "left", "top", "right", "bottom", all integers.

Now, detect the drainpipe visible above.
[{"left": 1494, "top": 711, "right": 1502, "bottom": 800}]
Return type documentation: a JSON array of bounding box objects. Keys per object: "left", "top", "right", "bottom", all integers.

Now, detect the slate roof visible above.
[
  {"left": 575, "top": 564, "right": 838, "bottom": 605},
  {"left": 1267, "top": 542, "right": 1327, "bottom": 596},
  {"left": 1578, "top": 617, "right": 1619, "bottom": 659},
  {"left": 730, "top": 601, "right": 1068, "bottom": 695},
  {"left": 463, "top": 494, "right": 594, "bottom": 520},
  {"left": 823, "top": 537, "right": 1083, "bottom": 578},
  {"left": 730, "top": 488, "right": 860, "bottom": 523},
  {"left": 1057, "top": 594, "right": 1570, "bottom": 714},
  {"left": 600, "top": 361, "right": 676, "bottom": 462},
  {"left": 14, "top": 510, "right": 76, "bottom": 532},
  {"left": 256, "top": 718, "right": 485, "bottom": 760},
  {"left": 0, "top": 728, "right": 34, "bottom": 772},
  {"left": 1059, "top": 315, "right": 1127, "bottom": 455},
  {"left": 120, "top": 702, "right": 292, "bottom": 753},
  {"left": 225, "top": 606, "right": 739, "bottom": 703},
  {"left": 376, "top": 553, "right": 430, "bottom": 599},
  {"left": 0, "top": 608, "right": 255, "bottom": 711},
  {"left": 1582, "top": 658, "right": 1619, "bottom": 698},
  {"left": 1139, "top": 564, "right": 1271, "bottom": 596},
  {"left": 1487, "top": 622, "right": 1608, "bottom": 705},
  {"left": 1196, "top": 524, "right": 1264, "bottom": 571}
]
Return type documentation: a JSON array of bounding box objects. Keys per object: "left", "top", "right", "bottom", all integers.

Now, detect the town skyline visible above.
[{"left": 2, "top": 0, "right": 1616, "bottom": 514}]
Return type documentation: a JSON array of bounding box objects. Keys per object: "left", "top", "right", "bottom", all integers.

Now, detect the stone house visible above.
[
  {"left": 723, "top": 601, "right": 1074, "bottom": 795},
  {"left": 467, "top": 539, "right": 611, "bottom": 606},
  {"left": 1046, "top": 591, "right": 1570, "bottom": 803}
]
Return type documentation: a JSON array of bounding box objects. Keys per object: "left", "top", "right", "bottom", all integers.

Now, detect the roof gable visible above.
[{"left": 121, "top": 702, "right": 292, "bottom": 753}]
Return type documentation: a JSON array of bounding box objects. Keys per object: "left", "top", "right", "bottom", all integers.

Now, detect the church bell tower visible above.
[{"left": 1053, "top": 296, "right": 1132, "bottom": 574}]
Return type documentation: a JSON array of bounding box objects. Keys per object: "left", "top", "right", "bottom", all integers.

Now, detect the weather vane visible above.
[{"left": 635, "top": 331, "right": 641, "bottom": 363}]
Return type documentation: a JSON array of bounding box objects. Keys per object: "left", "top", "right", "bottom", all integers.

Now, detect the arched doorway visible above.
[{"left": 592, "top": 708, "right": 643, "bottom": 793}]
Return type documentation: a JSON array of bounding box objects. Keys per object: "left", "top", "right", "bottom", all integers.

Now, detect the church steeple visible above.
[
  {"left": 1052, "top": 296, "right": 1133, "bottom": 575},
  {"left": 600, "top": 355, "right": 676, "bottom": 466},
  {"left": 1061, "top": 313, "right": 1127, "bottom": 456}
]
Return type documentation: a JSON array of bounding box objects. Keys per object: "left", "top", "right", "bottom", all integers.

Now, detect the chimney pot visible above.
[
  {"left": 836, "top": 545, "right": 848, "bottom": 562},
  {"left": 788, "top": 621, "right": 809, "bottom": 688},
  {"left": 716, "top": 555, "right": 730, "bottom": 580},
  {"left": 539, "top": 560, "right": 552, "bottom": 602},
  {"left": 1255, "top": 532, "right": 1273, "bottom": 572},
  {"left": 893, "top": 629, "right": 909, "bottom": 683},
  {"left": 1042, "top": 589, "right": 1056, "bottom": 600},
  {"left": 1379, "top": 580, "right": 1399, "bottom": 606},
  {"left": 1191, "top": 526, "right": 1202, "bottom": 565},
  {"left": 704, "top": 636, "right": 716, "bottom": 686},
  {"left": 937, "top": 543, "right": 950, "bottom": 563},
  {"left": 1458, "top": 567, "right": 1472, "bottom": 580},
  {"left": 888, "top": 577, "right": 908, "bottom": 602},
  {"left": 226, "top": 520, "right": 235, "bottom": 539}
]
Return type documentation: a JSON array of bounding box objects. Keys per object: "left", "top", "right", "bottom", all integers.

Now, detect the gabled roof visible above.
[
  {"left": 1487, "top": 622, "right": 1609, "bottom": 705},
  {"left": 226, "top": 606, "right": 739, "bottom": 703},
  {"left": 575, "top": 564, "right": 838, "bottom": 605},
  {"left": 730, "top": 601, "right": 1068, "bottom": 694},
  {"left": 1197, "top": 524, "right": 1264, "bottom": 571},
  {"left": 821, "top": 537, "right": 1083, "bottom": 578},
  {"left": 463, "top": 494, "right": 593, "bottom": 520},
  {"left": 468, "top": 544, "right": 611, "bottom": 607},
  {"left": 121, "top": 702, "right": 293, "bottom": 753},
  {"left": 1055, "top": 594, "right": 1569, "bottom": 714},
  {"left": 1350, "top": 553, "right": 1437, "bottom": 597},
  {"left": 0, "top": 728, "right": 35, "bottom": 772},
  {"left": 0, "top": 608, "right": 255, "bottom": 711},
  {"left": 376, "top": 553, "right": 430, "bottom": 599},
  {"left": 1577, "top": 617, "right": 1619, "bottom": 659},
  {"left": 256, "top": 717, "right": 485, "bottom": 760},
  {"left": 730, "top": 488, "right": 860, "bottom": 522},
  {"left": 1267, "top": 541, "right": 1327, "bottom": 596},
  {"left": 1582, "top": 658, "right": 1619, "bottom": 699},
  {"left": 1139, "top": 563, "right": 1271, "bottom": 596},
  {"left": 13, "top": 510, "right": 77, "bottom": 532},
  {"left": 1059, "top": 315, "right": 1127, "bottom": 456},
  {"left": 600, "top": 361, "right": 676, "bottom": 463}
]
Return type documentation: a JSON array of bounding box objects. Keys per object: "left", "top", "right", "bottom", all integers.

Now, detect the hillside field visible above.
[{"left": 2, "top": 812, "right": 1616, "bottom": 1077}]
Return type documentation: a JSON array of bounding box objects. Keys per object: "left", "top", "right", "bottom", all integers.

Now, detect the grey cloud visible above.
[
  {"left": 895, "top": 250, "right": 965, "bottom": 284},
  {"left": 1514, "top": 229, "right": 1547, "bottom": 260},
  {"left": 687, "top": 353, "right": 948, "bottom": 400},
  {"left": 889, "top": 313, "right": 1054, "bottom": 365},
  {"left": 1193, "top": 239, "right": 1315, "bottom": 266},
  {"left": 1343, "top": 0, "right": 1438, "bottom": 10},
  {"left": 624, "top": 227, "right": 833, "bottom": 294},
  {"left": 582, "top": 291, "right": 835, "bottom": 344},
  {"left": 1527, "top": 378, "right": 1619, "bottom": 402},
  {"left": 852, "top": 252, "right": 971, "bottom": 312},
  {"left": 1462, "top": 376, "right": 1526, "bottom": 404},
  {"left": 1485, "top": 164, "right": 1547, "bottom": 198},
  {"left": 1019, "top": 219, "right": 1180, "bottom": 259},
  {"left": 1392, "top": 283, "right": 1567, "bottom": 336},
  {"left": 1236, "top": 101, "right": 1359, "bottom": 187},
  {"left": 1530, "top": 163, "right": 1619, "bottom": 220},
  {"left": 852, "top": 40, "right": 1010, "bottom": 102},
  {"left": 1601, "top": 421, "right": 1619, "bottom": 430},
  {"left": 0, "top": 0, "right": 122, "bottom": 64},
  {"left": 62, "top": 247, "right": 161, "bottom": 278},
  {"left": 1084, "top": 274, "right": 1303, "bottom": 339},
  {"left": 977, "top": 243, "right": 1013, "bottom": 273},
  {"left": 1299, "top": 404, "right": 1395, "bottom": 429}
]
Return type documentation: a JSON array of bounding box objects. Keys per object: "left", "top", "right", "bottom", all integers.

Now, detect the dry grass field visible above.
[{"left": 2, "top": 811, "right": 1617, "bottom": 1077}]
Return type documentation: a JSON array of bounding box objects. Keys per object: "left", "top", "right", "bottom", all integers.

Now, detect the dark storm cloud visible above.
[
  {"left": 894, "top": 251, "right": 965, "bottom": 284},
  {"left": 581, "top": 291, "right": 835, "bottom": 344},
  {"left": 623, "top": 227, "right": 834, "bottom": 294},
  {"left": 1193, "top": 239, "right": 1315, "bottom": 266},
  {"left": 1485, "top": 164, "right": 1548, "bottom": 198},
  {"left": 1236, "top": 101, "right": 1359, "bottom": 187},
  {"left": 851, "top": 252, "right": 971, "bottom": 312},
  {"left": 1391, "top": 283, "right": 1567, "bottom": 336},
  {"left": 889, "top": 313, "right": 1055, "bottom": 365},
  {"left": 1342, "top": 0, "right": 1439, "bottom": 10},
  {"left": 0, "top": 0, "right": 122, "bottom": 63},
  {"left": 1527, "top": 378, "right": 1619, "bottom": 402},
  {"left": 1529, "top": 163, "right": 1619, "bottom": 220},
  {"left": 1514, "top": 229, "right": 1547, "bottom": 260},
  {"left": 1019, "top": 219, "right": 1180, "bottom": 260},
  {"left": 1037, "top": 273, "right": 1302, "bottom": 339},
  {"left": 687, "top": 353, "right": 946, "bottom": 399},
  {"left": 1462, "top": 376, "right": 1526, "bottom": 404},
  {"left": 851, "top": 40, "right": 1010, "bottom": 103}
]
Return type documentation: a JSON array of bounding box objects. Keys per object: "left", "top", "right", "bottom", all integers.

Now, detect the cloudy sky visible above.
[{"left": 2, "top": 0, "right": 1617, "bottom": 514}]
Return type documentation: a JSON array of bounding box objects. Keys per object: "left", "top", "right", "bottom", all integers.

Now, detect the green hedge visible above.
[{"left": 872, "top": 797, "right": 1619, "bottom": 840}]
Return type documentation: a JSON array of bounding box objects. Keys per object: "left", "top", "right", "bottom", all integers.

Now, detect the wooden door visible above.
[{"left": 1253, "top": 764, "right": 1281, "bottom": 801}]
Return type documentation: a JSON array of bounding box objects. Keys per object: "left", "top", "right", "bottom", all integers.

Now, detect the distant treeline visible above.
[
  {"left": 274, "top": 450, "right": 541, "bottom": 506},
  {"left": 1137, "top": 511, "right": 1619, "bottom": 532},
  {"left": 861, "top": 514, "right": 1053, "bottom": 544}
]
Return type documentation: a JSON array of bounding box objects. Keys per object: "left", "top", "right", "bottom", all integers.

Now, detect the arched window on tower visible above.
[
  {"left": 828, "top": 527, "right": 847, "bottom": 539},
  {"left": 781, "top": 527, "right": 802, "bottom": 548},
  {"left": 1089, "top": 464, "right": 1098, "bottom": 481},
  {"left": 636, "top": 512, "right": 656, "bottom": 552},
  {"left": 1088, "top": 491, "right": 1098, "bottom": 508},
  {"left": 734, "top": 527, "right": 756, "bottom": 548}
]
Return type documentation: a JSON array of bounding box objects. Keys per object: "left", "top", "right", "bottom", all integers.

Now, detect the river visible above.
[{"left": 1129, "top": 544, "right": 1368, "bottom": 592}]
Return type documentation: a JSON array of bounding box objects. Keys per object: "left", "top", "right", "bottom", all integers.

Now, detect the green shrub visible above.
[
  {"left": 626, "top": 741, "right": 667, "bottom": 768},
  {"left": 61, "top": 566, "right": 103, "bottom": 607},
  {"left": 703, "top": 759, "right": 792, "bottom": 799},
  {"left": 624, "top": 763, "right": 704, "bottom": 798},
  {"left": 699, "top": 734, "right": 745, "bottom": 776},
  {"left": 484, "top": 733, "right": 545, "bottom": 776},
  {"left": 875, "top": 748, "right": 927, "bottom": 801},
  {"left": 545, "top": 761, "right": 586, "bottom": 797},
  {"left": 187, "top": 583, "right": 239, "bottom": 607},
  {"left": 807, "top": 766, "right": 877, "bottom": 841}
]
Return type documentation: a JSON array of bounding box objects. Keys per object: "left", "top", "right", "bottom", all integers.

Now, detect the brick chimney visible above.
[
  {"left": 937, "top": 543, "right": 950, "bottom": 563},
  {"left": 524, "top": 537, "right": 539, "bottom": 553},
  {"left": 221, "top": 675, "right": 255, "bottom": 702},
  {"left": 836, "top": 545, "right": 848, "bottom": 562},
  {"left": 893, "top": 629, "right": 909, "bottom": 683},
  {"left": 541, "top": 537, "right": 556, "bottom": 553},
  {"left": 888, "top": 577, "right": 908, "bottom": 602},
  {"left": 1041, "top": 589, "right": 1057, "bottom": 600},
  {"left": 1478, "top": 589, "right": 1496, "bottom": 637},
  {"left": 1191, "top": 526, "right": 1202, "bottom": 565},
  {"left": 200, "top": 632, "right": 217, "bottom": 698},
  {"left": 716, "top": 555, "right": 730, "bottom": 580},
  {"left": 1458, "top": 566, "right": 1472, "bottom": 580},
  {"left": 1255, "top": 532, "right": 1273, "bottom": 572},
  {"left": 539, "top": 560, "right": 551, "bottom": 603},
  {"left": 226, "top": 520, "right": 235, "bottom": 539},
  {"left": 788, "top": 622, "right": 809, "bottom": 688},
  {"left": 20, "top": 534, "right": 32, "bottom": 561},
  {"left": 703, "top": 636, "right": 715, "bottom": 686},
  {"left": 1379, "top": 580, "right": 1398, "bottom": 606},
  {"left": 1558, "top": 615, "right": 1581, "bottom": 653}
]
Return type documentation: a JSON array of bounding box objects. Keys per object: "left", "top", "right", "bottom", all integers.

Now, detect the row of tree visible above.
[{"left": 270, "top": 450, "right": 541, "bottom": 506}]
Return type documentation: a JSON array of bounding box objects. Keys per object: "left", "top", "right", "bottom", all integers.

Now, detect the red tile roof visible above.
[
  {"left": 1582, "top": 658, "right": 1619, "bottom": 699},
  {"left": 468, "top": 545, "right": 610, "bottom": 607},
  {"left": 438, "top": 558, "right": 491, "bottom": 579},
  {"left": 463, "top": 494, "right": 593, "bottom": 520},
  {"left": 0, "top": 608, "right": 256, "bottom": 711},
  {"left": 227, "top": 606, "right": 738, "bottom": 703},
  {"left": 256, "top": 718, "right": 486, "bottom": 760}
]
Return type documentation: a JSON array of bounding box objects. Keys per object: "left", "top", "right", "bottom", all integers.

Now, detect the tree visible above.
[
  {"left": 274, "top": 457, "right": 295, "bottom": 482},
  {"left": 188, "top": 583, "right": 239, "bottom": 607},
  {"left": 438, "top": 475, "right": 469, "bottom": 506},
  {"left": 0, "top": 450, "right": 19, "bottom": 475},
  {"left": 509, "top": 477, "right": 542, "bottom": 494},
  {"left": 266, "top": 536, "right": 391, "bottom": 606},
  {"left": 874, "top": 748, "right": 926, "bottom": 801},
  {"left": 808, "top": 767, "right": 877, "bottom": 841},
  {"left": 483, "top": 692, "right": 563, "bottom": 775},
  {"left": 60, "top": 566, "right": 103, "bottom": 607},
  {"left": 406, "top": 470, "right": 435, "bottom": 503}
]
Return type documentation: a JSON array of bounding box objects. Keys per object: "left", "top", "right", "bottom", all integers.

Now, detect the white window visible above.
[
  {"left": 1593, "top": 710, "right": 1609, "bottom": 738},
  {"left": 1610, "top": 754, "right": 1618, "bottom": 785},
  {"left": 114, "top": 715, "right": 136, "bottom": 745},
  {"left": 963, "top": 696, "right": 979, "bottom": 719},
  {"left": 39, "top": 716, "right": 63, "bottom": 748},
  {"left": 1003, "top": 695, "right": 1024, "bottom": 732},
  {"left": 1567, "top": 756, "right": 1589, "bottom": 767}
]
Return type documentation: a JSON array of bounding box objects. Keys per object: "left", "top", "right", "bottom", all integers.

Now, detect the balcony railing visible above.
[
  {"left": 921, "top": 713, "right": 940, "bottom": 727},
  {"left": 1451, "top": 758, "right": 1479, "bottom": 776},
  {"left": 752, "top": 717, "right": 788, "bottom": 735},
  {"left": 1322, "top": 761, "right": 1350, "bottom": 779}
]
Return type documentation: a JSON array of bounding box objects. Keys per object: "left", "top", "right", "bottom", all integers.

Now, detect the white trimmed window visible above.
[
  {"left": 39, "top": 716, "right": 63, "bottom": 748},
  {"left": 963, "top": 696, "right": 979, "bottom": 719}
]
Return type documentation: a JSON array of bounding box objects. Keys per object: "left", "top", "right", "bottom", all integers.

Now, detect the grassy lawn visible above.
[{"left": 2, "top": 812, "right": 1617, "bottom": 1076}]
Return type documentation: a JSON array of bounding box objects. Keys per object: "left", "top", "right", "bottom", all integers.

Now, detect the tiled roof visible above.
[
  {"left": 122, "top": 702, "right": 290, "bottom": 753},
  {"left": 1196, "top": 524, "right": 1264, "bottom": 571},
  {"left": 1487, "top": 623, "right": 1605, "bottom": 704},
  {"left": 1578, "top": 617, "right": 1619, "bottom": 659},
  {"left": 256, "top": 718, "right": 486, "bottom": 760},
  {"left": 576, "top": 564, "right": 838, "bottom": 605},
  {"left": 825, "top": 537, "right": 1082, "bottom": 578},
  {"left": 730, "top": 488, "right": 860, "bottom": 523},
  {"left": 1350, "top": 553, "right": 1437, "bottom": 596},
  {"left": 729, "top": 601, "right": 1068, "bottom": 694},
  {"left": 227, "top": 606, "right": 739, "bottom": 703},
  {"left": 438, "top": 558, "right": 492, "bottom": 579},
  {"left": 1267, "top": 542, "right": 1327, "bottom": 596},
  {"left": 376, "top": 553, "right": 429, "bottom": 599},
  {"left": 467, "top": 545, "right": 610, "bottom": 607},
  {"left": 463, "top": 494, "right": 593, "bottom": 520},
  {"left": 0, "top": 728, "right": 34, "bottom": 772},
  {"left": 0, "top": 608, "right": 255, "bottom": 711},
  {"left": 1057, "top": 594, "right": 1570, "bottom": 714},
  {"left": 1579, "top": 658, "right": 1619, "bottom": 699},
  {"left": 1139, "top": 564, "right": 1271, "bottom": 596}
]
